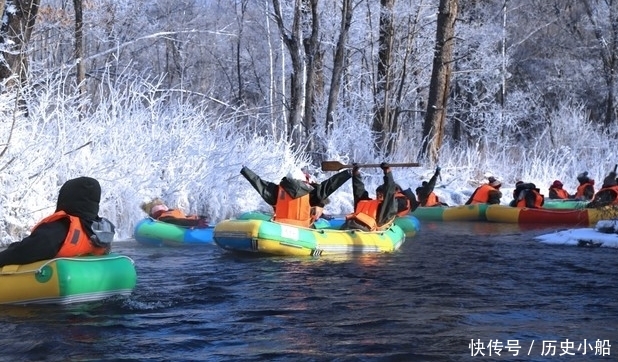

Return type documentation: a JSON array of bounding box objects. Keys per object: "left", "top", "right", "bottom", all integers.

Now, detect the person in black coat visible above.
[
  {"left": 0, "top": 176, "right": 112, "bottom": 267},
  {"left": 340, "top": 163, "right": 398, "bottom": 231}
]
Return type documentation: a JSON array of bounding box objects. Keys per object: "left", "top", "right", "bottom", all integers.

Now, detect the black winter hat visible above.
[{"left": 56, "top": 176, "right": 101, "bottom": 220}]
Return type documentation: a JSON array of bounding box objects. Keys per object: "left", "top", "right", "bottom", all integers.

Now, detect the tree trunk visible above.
[
  {"left": 326, "top": 0, "right": 353, "bottom": 134},
  {"left": 272, "top": 0, "right": 318, "bottom": 149},
  {"left": 73, "top": 0, "right": 86, "bottom": 118},
  {"left": 583, "top": 0, "right": 617, "bottom": 128},
  {"left": 302, "top": 0, "right": 320, "bottom": 153},
  {"left": 420, "top": 0, "right": 458, "bottom": 163},
  {"left": 0, "top": 0, "right": 40, "bottom": 85},
  {"left": 372, "top": 0, "right": 395, "bottom": 154}
]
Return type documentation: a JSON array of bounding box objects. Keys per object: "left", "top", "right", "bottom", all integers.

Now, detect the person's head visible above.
[
  {"left": 515, "top": 181, "right": 524, "bottom": 187},
  {"left": 56, "top": 176, "right": 101, "bottom": 220},
  {"left": 552, "top": 180, "right": 563, "bottom": 189},
  {"left": 285, "top": 168, "right": 308, "bottom": 184},
  {"left": 489, "top": 178, "right": 501, "bottom": 189},
  {"left": 394, "top": 183, "right": 402, "bottom": 192},
  {"left": 577, "top": 171, "right": 589, "bottom": 184},
  {"left": 376, "top": 184, "right": 385, "bottom": 200},
  {"left": 150, "top": 203, "right": 169, "bottom": 219}
]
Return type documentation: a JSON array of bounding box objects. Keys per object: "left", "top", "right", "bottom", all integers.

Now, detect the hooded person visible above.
[
  {"left": 575, "top": 171, "right": 595, "bottom": 201},
  {"left": 548, "top": 180, "right": 571, "bottom": 200},
  {"left": 240, "top": 165, "right": 352, "bottom": 228},
  {"left": 0, "top": 176, "right": 113, "bottom": 267},
  {"left": 509, "top": 181, "right": 544, "bottom": 208},
  {"left": 586, "top": 169, "right": 618, "bottom": 208}
]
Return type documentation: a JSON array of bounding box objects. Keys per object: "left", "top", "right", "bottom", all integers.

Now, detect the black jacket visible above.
[
  {"left": 241, "top": 166, "right": 351, "bottom": 207},
  {"left": 0, "top": 177, "right": 103, "bottom": 267},
  {"left": 347, "top": 170, "right": 398, "bottom": 228}
]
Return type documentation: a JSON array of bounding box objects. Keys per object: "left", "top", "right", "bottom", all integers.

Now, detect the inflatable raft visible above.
[
  {"left": 543, "top": 199, "right": 588, "bottom": 209},
  {"left": 133, "top": 218, "right": 214, "bottom": 246},
  {"left": 237, "top": 211, "right": 420, "bottom": 238},
  {"left": 214, "top": 216, "right": 407, "bottom": 256},
  {"left": 485, "top": 205, "right": 618, "bottom": 226},
  {"left": 0, "top": 254, "right": 137, "bottom": 305},
  {"left": 411, "top": 204, "right": 489, "bottom": 221}
]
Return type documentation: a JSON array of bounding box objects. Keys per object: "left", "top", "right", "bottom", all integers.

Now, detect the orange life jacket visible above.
[
  {"left": 346, "top": 199, "right": 381, "bottom": 231},
  {"left": 395, "top": 192, "right": 411, "bottom": 217},
  {"left": 594, "top": 185, "right": 618, "bottom": 205},
  {"left": 272, "top": 186, "right": 312, "bottom": 227},
  {"left": 31, "top": 211, "right": 108, "bottom": 257},
  {"left": 516, "top": 190, "right": 544, "bottom": 208},
  {"left": 157, "top": 209, "right": 196, "bottom": 219},
  {"left": 549, "top": 187, "right": 569, "bottom": 199},
  {"left": 470, "top": 184, "right": 495, "bottom": 204},
  {"left": 423, "top": 192, "right": 440, "bottom": 207},
  {"left": 575, "top": 182, "right": 594, "bottom": 200}
]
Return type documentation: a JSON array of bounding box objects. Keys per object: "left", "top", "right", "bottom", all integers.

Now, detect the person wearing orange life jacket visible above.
[
  {"left": 548, "top": 180, "right": 571, "bottom": 200},
  {"left": 142, "top": 199, "right": 209, "bottom": 228},
  {"left": 509, "top": 181, "right": 544, "bottom": 208},
  {"left": 415, "top": 167, "right": 447, "bottom": 207},
  {"left": 465, "top": 177, "right": 503, "bottom": 205},
  {"left": 574, "top": 171, "right": 595, "bottom": 201},
  {"left": 340, "top": 162, "right": 399, "bottom": 231},
  {"left": 394, "top": 184, "right": 419, "bottom": 216},
  {"left": 586, "top": 169, "right": 618, "bottom": 208},
  {"left": 0, "top": 177, "right": 113, "bottom": 267},
  {"left": 240, "top": 165, "right": 352, "bottom": 228}
]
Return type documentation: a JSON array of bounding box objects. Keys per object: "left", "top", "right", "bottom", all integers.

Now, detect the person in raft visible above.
[
  {"left": 240, "top": 165, "right": 352, "bottom": 228},
  {"left": 548, "top": 180, "right": 571, "bottom": 200},
  {"left": 395, "top": 183, "right": 420, "bottom": 215},
  {"left": 465, "top": 176, "right": 503, "bottom": 205},
  {"left": 0, "top": 176, "right": 114, "bottom": 267},
  {"left": 141, "top": 198, "right": 209, "bottom": 228},
  {"left": 509, "top": 181, "right": 544, "bottom": 208},
  {"left": 340, "top": 162, "right": 399, "bottom": 231},
  {"left": 414, "top": 166, "right": 448, "bottom": 207},
  {"left": 574, "top": 171, "right": 595, "bottom": 201},
  {"left": 586, "top": 169, "right": 618, "bottom": 208}
]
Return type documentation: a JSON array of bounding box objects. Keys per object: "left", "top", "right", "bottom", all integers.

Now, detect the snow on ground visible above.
[{"left": 535, "top": 220, "right": 618, "bottom": 248}]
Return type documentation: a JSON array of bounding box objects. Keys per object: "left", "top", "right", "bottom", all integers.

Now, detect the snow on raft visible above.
[{"left": 535, "top": 220, "right": 618, "bottom": 248}]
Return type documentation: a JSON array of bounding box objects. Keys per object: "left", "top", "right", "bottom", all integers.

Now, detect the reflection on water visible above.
[{"left": 1, "top": 221, "right": 617, "bottom": 361}]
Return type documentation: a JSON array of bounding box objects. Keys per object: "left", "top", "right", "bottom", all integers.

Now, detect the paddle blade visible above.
[{"left": 321, "top": 161, "right": 348, "bottom": 171}]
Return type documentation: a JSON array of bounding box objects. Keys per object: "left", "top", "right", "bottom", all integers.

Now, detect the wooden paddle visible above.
[{"left": 321, "top": 161, "right": 421, "bottom": 172}]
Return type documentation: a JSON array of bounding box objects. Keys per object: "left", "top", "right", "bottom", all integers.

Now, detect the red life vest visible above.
[
  {"left": 346, "top": 199, "right": 380, "bottom": 231},
  {"left": 549, "top": 187, "right": 569, "bottom": 199},
  {"left": 593, "top": 185, "right": 618, "bottom": 205},
  {"left": 273, "top": 186, "right": 312, "bottom": 227},
  {"left": 575, "top": 182, "right": 594, "bottom": 200},
  {"left": 516, "top": 190, "right": 544, "bottom": 208},
  {"left": 157, "top": 209, "right": 195, "bottom": 219},
  {"left": 31, "top": 211, "right": 108, "bottom": 257},
  {"left": 423, "top": 192, "right": 440, "bottom": 207},
  {"left": 470, "top": 184, "right": 495, "bottom": 204}
]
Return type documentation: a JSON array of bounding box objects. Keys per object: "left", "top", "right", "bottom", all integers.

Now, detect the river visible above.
[{"left": 1, "top": 221, "right": 616, "bottom": 361}]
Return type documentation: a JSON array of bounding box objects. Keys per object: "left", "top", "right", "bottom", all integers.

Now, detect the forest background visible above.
[{"left": 0, "top": 0, "right": 617, "bottom": 244}]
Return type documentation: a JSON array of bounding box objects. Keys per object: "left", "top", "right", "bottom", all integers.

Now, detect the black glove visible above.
[
  {"left": 380, "top": 162, "right": 390, "bottom": 173},
  {"left": 352, "top": 163, "right": 360, "bottom": 175}
]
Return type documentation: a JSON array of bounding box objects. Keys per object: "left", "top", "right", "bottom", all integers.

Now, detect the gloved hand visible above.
[
  {"left": 352, "top": 163, "right": 360, "bottom": 175},
  {"left": 197, "top": 217, "right": 209, "bottom": 228},
  {"left": 380, "top": 162, "right": 390, "bottom": 173},
  {"left": 436, "top": 166, "right": 441, "bottom": 173}
]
